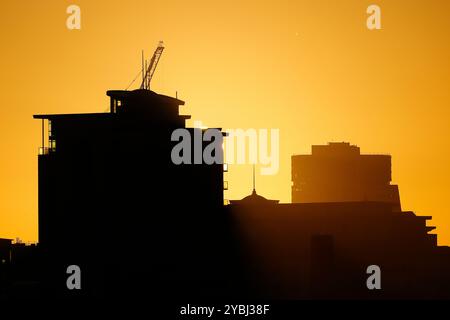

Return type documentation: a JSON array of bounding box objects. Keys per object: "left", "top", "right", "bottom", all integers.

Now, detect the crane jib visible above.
[{"left": 140, "top": 41, "right": 165, "bottom": 90}]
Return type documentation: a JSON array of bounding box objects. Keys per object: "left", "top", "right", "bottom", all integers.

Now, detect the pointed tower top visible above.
[{"left": 252, "top": 164, "right": 256, "bottom": 194}]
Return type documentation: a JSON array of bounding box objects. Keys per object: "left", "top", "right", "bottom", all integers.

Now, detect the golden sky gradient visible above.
[{"left": 1, "top": 0, "right": 450, "bottom": 244}]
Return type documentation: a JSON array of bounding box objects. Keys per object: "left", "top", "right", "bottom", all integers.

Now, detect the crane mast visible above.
[{"left": 140, "top": 41, "right": 165, "bottom": 90}]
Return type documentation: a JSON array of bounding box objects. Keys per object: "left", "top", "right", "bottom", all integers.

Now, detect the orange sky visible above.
[{"left": 1, "top": 0, "right": 450, "bottom": 245}]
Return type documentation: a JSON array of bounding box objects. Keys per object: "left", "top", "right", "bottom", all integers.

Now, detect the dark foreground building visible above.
[
  {"left": 0, "top": 239, "right": 40, "bottom": 299},
  {"left": 32, "top": 89, "right": 232, "bottom": 299},
  {"left": 227, "top": 192, "right": 450, "bottom": 299}
]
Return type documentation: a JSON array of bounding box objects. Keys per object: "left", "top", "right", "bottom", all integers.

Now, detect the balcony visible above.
[{"left": 36, "top": 119, "right": 56, "bottom": 155}]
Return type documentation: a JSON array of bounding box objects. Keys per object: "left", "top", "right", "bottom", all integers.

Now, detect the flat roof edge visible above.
[{"left": 33, "top": 113, "right": 111, "bottom": 119}]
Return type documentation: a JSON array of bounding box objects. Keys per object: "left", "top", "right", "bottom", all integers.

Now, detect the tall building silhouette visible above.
[
  {"left": 292, "top": 142, "right": 401, "bottom": 210},
  {"left": 33, "top": 89, "right": 226, "bottom": 297}
]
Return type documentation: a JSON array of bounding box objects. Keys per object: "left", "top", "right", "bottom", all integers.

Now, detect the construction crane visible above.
[{"left": 140, "top": 41, "right": 165, "bottom": 90}]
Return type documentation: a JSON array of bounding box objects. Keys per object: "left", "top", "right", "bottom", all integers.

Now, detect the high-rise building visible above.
[
  {"left": 292, "top": 142, "right": 401, "bottom": 210},
  {"left": 33, "top": 89, "right": 225, "bottom": 296}
]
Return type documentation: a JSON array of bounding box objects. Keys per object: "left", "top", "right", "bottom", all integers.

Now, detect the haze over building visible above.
[
  {"left": 228, "top": 157, "right": 447, "bottom": 298},
  {"left": 292, "top": 142, "right": 401, "bottom": 210}
]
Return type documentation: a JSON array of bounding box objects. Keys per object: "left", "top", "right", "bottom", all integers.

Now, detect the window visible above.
[
  {"left": 48, "top": 120, "right": 52, "bottom": 137},
  {"left": 38, "top": 147, "right": 49, "bottom": 155},
  {"left": 50, "top": 139, "right": 56, "bottom": 152}
]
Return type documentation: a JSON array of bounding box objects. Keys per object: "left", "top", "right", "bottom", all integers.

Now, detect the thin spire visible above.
[
  {"left": 252, "top": 164, "right": 256, "bottom": 193},
  {"left": 141, "top": 50, "right": 144, "bottom": 88}
]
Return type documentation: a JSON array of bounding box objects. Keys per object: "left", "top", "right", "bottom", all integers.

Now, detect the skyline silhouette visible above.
[
  {"left": 1, "top": 85, "right": 450, "bottom": 300},
  {"left": 2, "top": 1, "right": 450, "bottom": 246},
  {"left": 1, "top": 1, "right": 450, "bottom": 306}
]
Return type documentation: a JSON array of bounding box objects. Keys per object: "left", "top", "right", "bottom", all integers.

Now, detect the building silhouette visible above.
[
  {"left": 0, "top": 239, "right": 40, "bottom": 298},
  {"left": 292, "top": 142, "right": 401, "bottom": 210},
  {"left": 226, "top": 145, "right": 450, "bottom": 299},
  {"left": 33, "top": 89, "right": 228, "bottom": 298},
  {"left": 0, "top": 239, "right": 11, "bottom": 265},
  {"left": 0, "top": 80, "right": 448, "bottom": 301},
  {"left": 227, "top": 196, "right": 450, "bottom": 298}
]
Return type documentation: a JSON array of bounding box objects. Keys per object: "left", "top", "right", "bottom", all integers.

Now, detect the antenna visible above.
[
  {"left": 252, "top": 164, "right": 256, "bottom": 192},
  {"left": 144, "top": 60, "right": 148, "bottom": 89},
  {"left": 141, "top": 50, "right": 144, "bottom": 86},
  {"left": 124, "top": 44, "right": 165, "bottom": 91}
]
